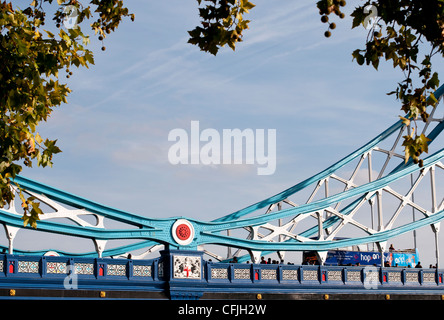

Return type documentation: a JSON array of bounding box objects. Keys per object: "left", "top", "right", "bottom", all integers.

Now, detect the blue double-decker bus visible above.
[{"left": 303, "top": 246, "right": 419, "bottom": 267}]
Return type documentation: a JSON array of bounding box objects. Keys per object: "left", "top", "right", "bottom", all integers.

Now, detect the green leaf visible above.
[
  {"left": 427, "top": 93, "right": 438, "bottom": 106},
  {"left": 352, "top": 49, "right": 364, "bottom": 65},
  {"left": 44, "top": 30, "right": 55, "bottom": 38},
  {"left": 417, "top": 133, "right": 431, "bottom": 154},
  {"left": 399, "top": 116, "right": 410, "bottom": 127},
  {"left": 427, "top": 72, "right": 439, "bottom": 89},
  {"left": 241, "top": 0, "right": 255, "bottom": 12},
  {"left": 350, "top": 8, "right": 364, "bottom": 29},
  {"left": 35, "top": 133, "right": 43, "bottom": 144}
]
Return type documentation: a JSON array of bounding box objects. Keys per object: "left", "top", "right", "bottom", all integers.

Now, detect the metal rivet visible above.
[{"left": 9, "top": 289, "right": 15, "bottom": 296}]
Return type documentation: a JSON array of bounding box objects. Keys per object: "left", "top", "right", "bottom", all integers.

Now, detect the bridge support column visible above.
[
  {"left": 316, "top": 251, "right": 328, "bottom": 265},
  {"left": 4, "top": 226, "right": 19, "bottom": 254},
  {"left": 160, "top": 248, "right": 206, "bottom": 300},
  {"left": 433, "top": 223, "right": 440, "bottom": 268},
  {"left": 377, "top": 242, "right": 387, "bottom": 266},
  {"left": 94, "top": 239, "right": 107, "bottom": 258}
]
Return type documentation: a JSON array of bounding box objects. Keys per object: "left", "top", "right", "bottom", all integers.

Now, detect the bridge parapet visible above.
[
  {"left": 0, "top": 251, "right": 443, "bottom": 299},
  {"left": 205, "top": 261, "right": 444, "bottom": 287},
  {"left": 0, "top": 253, "right": 162, "bottom": 287}
]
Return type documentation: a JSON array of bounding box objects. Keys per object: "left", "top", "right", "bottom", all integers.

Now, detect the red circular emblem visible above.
[{"left": 176, "top": 224, "right": 191, "bottom": 241}]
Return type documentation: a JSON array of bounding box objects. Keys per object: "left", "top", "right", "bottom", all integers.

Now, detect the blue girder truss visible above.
[{"left": 2, "top": 85, "right": 444, "bottom": 264}]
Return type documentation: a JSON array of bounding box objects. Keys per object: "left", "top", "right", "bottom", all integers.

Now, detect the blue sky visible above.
[{"left": 16, "top": 1, "right": 444, "bottom": 263}]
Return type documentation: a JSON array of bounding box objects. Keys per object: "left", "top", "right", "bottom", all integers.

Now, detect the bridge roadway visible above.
[{"left": 0, "top": 249, "right": 443, "bottom": 300}]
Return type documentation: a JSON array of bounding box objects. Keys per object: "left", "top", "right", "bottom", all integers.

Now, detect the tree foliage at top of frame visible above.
[{"left": 0, "top": 0, "right": 133, "bottom": 228}]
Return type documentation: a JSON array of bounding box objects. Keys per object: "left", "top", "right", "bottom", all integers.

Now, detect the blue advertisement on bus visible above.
[{"left": 323, "top": 249, "right": 418, "bottom": 267}]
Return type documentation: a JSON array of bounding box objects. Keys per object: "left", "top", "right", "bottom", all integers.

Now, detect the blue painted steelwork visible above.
[
  {"left": 0, "top": 85, "right": 443, "bottom": 268},
  {"left": 0, "top": 253, "right": 165, "bottom": 295},
  {"left": 7, "top": 159, "right": 444, "bottom": 254},
  {"left": 0, "top": 252, "right": 443, "bottom": 299}
]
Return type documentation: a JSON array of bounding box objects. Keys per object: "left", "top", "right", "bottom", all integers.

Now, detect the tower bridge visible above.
[{"left": 2, "top": 85, "right": 444, "bottom": 299}]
